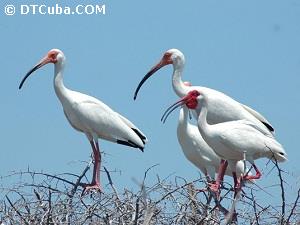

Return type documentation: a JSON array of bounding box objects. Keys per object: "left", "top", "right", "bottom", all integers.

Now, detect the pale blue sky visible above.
[{"left": 1, "top": 0, "right": 300, "bottom": 205}]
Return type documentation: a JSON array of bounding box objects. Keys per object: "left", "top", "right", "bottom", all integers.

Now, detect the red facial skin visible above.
[{"left": 185, "top": 90, "right": 200, "bottom": 109}]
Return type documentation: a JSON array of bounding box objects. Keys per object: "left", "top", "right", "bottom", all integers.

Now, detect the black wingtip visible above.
[
  {"left": 132, "top": 128, "right": 147, "bottom": 144},
  {"left": 117, "top": 139, "right": 144, "bottom": 151},
  {"left": 262, "top": 121, "right": 275, "bottom": 132}
]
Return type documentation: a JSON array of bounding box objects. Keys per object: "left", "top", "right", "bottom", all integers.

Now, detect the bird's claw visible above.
[
  {"left": 208, "top": 182, "right": 219, "bottom": 192},
  {"left": 196, "top": 182, "right": 219, "bottom": 193},
  {"left": 208, "top": 182, "right": 221, "bottom": 198},
  {"left": 195, "top": 187, "right": 208, "bottom": 193},
  {"left": 243, "top": 175, "right": 251, "bottom": 180},
  {"left": 80, "top": 183, "right": 102, "bottom": 196}
]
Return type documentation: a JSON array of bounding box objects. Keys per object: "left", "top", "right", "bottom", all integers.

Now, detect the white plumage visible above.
[
  {"left": 164, "top": 90, "right": 287, "bottom": 193},
  {"left": 134, "top": 49, "right": 275, "bottom": 136},
  {"left": 177, "top": 106, "right": 247, "bottom": 182},
  {"left": 19, "top": 49, "right": 147, "bottom": 193},
  {"left": 135, "top": 49, "right": 277, "bottom": 191}
]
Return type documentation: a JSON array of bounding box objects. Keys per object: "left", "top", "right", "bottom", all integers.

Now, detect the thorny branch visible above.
[
  {"left": 0, "top": 161, "right": 299, "bottom": 224},
  {"left": 273, "top": 157, "right": 286, "bottom": 224}
]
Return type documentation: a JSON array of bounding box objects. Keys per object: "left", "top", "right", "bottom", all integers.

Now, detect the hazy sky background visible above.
[{"left": 1, "top": 0, "right": 300, "bottom": 205}]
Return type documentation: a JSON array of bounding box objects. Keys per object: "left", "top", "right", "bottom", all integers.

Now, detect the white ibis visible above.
[
  {"left": 162, "top": 90, "right": 287, "bottom": 193},
  {"left": 134, "top": 49, "right": 275, "bottom": 136},
  {"left": 176, "top": 82, "right": 248, "bottom": 187},
  {"left": 19, "top": 49, "right": 147, "bottom": 193},
  {"left": 177, "top": 105, "right": 250, "bottom": 186}
]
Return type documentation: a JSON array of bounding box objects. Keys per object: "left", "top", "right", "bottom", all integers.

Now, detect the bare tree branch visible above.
[{"left": 0, "top": 161, "right": 299, "bottom": 224}]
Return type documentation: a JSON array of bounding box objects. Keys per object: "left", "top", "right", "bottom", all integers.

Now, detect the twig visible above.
[
  {"left": 46, "top": 188, "right": 52, "bottom": 225},
  {"left": 103, "top": 166, "right": 120, "bottom": 201},
  {"left": 272, "top": 157, "right": 286, "bottom": 224},
  {"left": 154, "top": 178, "right": 202, "bottom": 205},
  {"left": 251, "top": 189, "right": 260, "bottom": 225},
  {"left": 286, "top": 186, "right": 300, "bottom": 224},
  {"left": 142, "top": 207, "right": 154, "bottom": 225},
  {"left": 70, "top": 159, "right": 92, "bottom": 197},
  {"left": 19, "top": 171, "right": 75, "bottom": 186},
  {"left": 6, "top": 195, "right": 30, "bottom": 225},
  {"left": 143, "top": 164, "right": 159, "bottom": 186},
  {"left": 133, "top": 197, "right": 140, "bottom": 225},
  {"left": 25, "top": 184, "right": 69, "bottom": 196},
  {"left": 103, "top": 166, "right": 124, "bottom": 222}
]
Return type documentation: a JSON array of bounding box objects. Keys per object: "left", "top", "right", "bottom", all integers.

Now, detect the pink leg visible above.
[
  {"left": 232, "top": 171, "right": 242, "bottom": 196},
  {"left": 91, "top": 141, "right": 101, "bottom": 185},
  {"left": 232, "top": 172, "right": 239, "bottom": 189},
  {"left": 82, "top": 140, "right": 102, "bottom": 194},
  {"left": 230, "top": 164, "right": 262, "bottom": 198},
  {"left": 243, "top": 164, "right": 261, "bottom": 180},
  {"left": 209, "top": 159, "right": 228, "bottom": 194}
]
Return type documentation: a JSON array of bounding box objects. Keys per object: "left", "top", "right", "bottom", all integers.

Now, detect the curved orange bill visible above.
[{"left": 19, "top": 56, "right": 51, "bottom": 90}]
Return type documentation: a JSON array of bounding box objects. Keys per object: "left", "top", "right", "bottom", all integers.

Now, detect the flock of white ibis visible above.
[{"left": 19, "top": 48, "right": 287, "bottom": 195}]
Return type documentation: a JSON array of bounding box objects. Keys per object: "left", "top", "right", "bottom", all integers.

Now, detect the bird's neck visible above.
[
  {"left": 53, "top": 62, "right": 69, "bottom": 103},
  {"left": 172, "top": 67, "right": 188, "bottom": 97},
  {"left": 197, "top": 99, "right": 211, "bottom": 138},
  {"left": 178, "top": 106, "right": 189, "bottom": 131}
]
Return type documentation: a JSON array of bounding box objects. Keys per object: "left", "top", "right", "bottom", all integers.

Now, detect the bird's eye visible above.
[
  {"left": 48, "top": 51, "right": 58, "bottom": 60},
  {"left": 164, "top": 52, "right": 171, "bottom": 59},
  {"left": 191, "top": 90, "right": 199, "bottom": 96},
  {"left": 279, "top": 152, "right": 285, "bottom": 156}
]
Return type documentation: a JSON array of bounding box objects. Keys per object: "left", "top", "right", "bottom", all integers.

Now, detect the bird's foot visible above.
[
  {"left": 208, "top": 182, "right": 221, "bottom": 198},
  {"left": 243, "top": 175, "right": 259, "bottom": 181},
  {"left": 243, "top": 166, "right": 261, "bottom": 181},
  {"left": 196, "top": 181, "right": 218, "bottom": 193},
  {"left": 195, "top": 187, "right": 208, "bottom": 193},
  {"left": 208, "top": 182, "right": 220, "bottom": 192},
  {"left": 80, "top": 182, "right": 102, "bottom": 196}
]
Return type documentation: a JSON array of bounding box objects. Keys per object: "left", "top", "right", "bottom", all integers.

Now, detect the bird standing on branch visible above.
[
  {"left": 19, "top": 49, "right": 147, "bottom": 193},
  {"left": 162, "top": 90, "right": 287, "bottom": 194}
]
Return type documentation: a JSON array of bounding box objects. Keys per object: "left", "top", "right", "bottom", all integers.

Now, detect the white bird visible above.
[
  {"left": 163, "top": 90, "right": 287, "bottom": 193},
  {"left": 19, "top": 49, "right": 147, "bottom": 193},
  {"left": 177, "top": 105, "right": 248, "bottom": 184},
  {"left": 134, "top": 49, "right": 274, "bottom": 191},
  {"left": 134, "top": 49, "right": 275, "bottom": 136},
  {"left": 176, "top": 82, "right": 247, "bottom": 187}
]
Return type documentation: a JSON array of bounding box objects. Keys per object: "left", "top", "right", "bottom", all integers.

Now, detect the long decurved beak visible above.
[
  {"left": 133, "top": 56, "right": 172, "bottom": 100},
  {"left": 19, "top": 56, "right": 52, "bottom": 89},
  {"left": 161, "top": 95, "right": 191, "bottom": 123}
]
